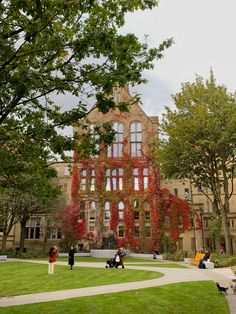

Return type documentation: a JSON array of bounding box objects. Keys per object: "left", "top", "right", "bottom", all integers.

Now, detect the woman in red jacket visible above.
[{"left": 48, "top": 246, "right": 58, "bottom": 275}]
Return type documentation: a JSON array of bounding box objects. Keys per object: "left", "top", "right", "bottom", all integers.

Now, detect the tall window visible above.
[
  {"left": 81, "top": 169, "right": 87, "bottom": 191},
  {"left": 118, "top": 201, "right": 124, "bottom": 220},
  {"left": 89, "top": 201, "right": 97, "bottom": 220},
  {"left": 165, "top": 216, "right": 170, "bottom": 227},
  {"left": 143, "top": 201, "right": 150, "bottom": 220},
  {"left": 118, "top": 224, "right": 124, "bottom": 237},
  {"left": 133, "top": 200, "right": 139, "bottom": 220},
  {"left": 80, "top": 200, "right": 86, "bottom": 219},
  {"left": 108, "top": 122, "right": 123, "bottom": 157},
  {"left": 25, "top": 218, "right": 41, "bottom": 239},
  {"left": 133, "top": 168, "right": 139, "bottom": 190},
  {"left": 90, "top": 169, "right": 95, "bottom": 191},
  {"left": 104, "top": 201, "right": 110, "bottom": 220},
  {"left": 106, "top": 168, "right": 123, "bottom": 191},
  {"left": 130, "top": 122, "right": 142, "bottom": 157},
  {"left": 143, "top": 168, "right": 148, "bottom": 190}
]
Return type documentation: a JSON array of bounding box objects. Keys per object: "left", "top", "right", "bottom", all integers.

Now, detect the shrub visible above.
[{"left": 211, "top": 253, "right": 236, "bottom": 268}]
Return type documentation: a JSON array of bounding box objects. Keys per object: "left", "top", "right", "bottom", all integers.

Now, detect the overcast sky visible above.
[
  {"left": 124, "top": 0, "right": 236, "bottom": 118},
  {"left": 60, "top": 0, "right": 236, "bottom": 138}
]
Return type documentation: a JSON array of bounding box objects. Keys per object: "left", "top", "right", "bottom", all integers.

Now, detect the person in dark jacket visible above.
[
  {"left": 198, "top": 249, "right": 211, "bottom": 269},
  {"left": 115, "top": 247, "right": 126, "bottom": 268},
  {"left": 68, "top": 246, "right": 75, "bottom": 270}
]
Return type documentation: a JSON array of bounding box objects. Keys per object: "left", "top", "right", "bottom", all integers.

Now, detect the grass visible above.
[
  {"left": 35, "top": 256, "right": 165, "bottom": 263},
  {"left": 0, "top": 281, "right": 229, "bottom": 314},
  {"left": 0, "top": 262, "right": 163, "bottom": 297}
]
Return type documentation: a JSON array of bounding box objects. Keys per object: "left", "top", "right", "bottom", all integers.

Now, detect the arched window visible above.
[
  {"left": 130, "top": 122, "right": 142, "bottom": 157},
  {"left": 108, "top": 122, "right": 124, "bottom": 157},
  {"left": 118, "top": 201, "right": 124, "bottom": 220},
  {"left": 104, "top": 201, "right": 110, "bottom": 220}
]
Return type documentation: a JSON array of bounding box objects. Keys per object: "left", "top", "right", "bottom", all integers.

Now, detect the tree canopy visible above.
[
  {"left": 0, "top": 0, "right": 172, "bottom": 127},
  {"left": 156, "top": 71, "right": 236, "bottom": 254}
]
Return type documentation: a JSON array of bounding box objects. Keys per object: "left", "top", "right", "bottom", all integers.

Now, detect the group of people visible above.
[
  {"left": 48, "top": 245, "right": 75, "bottom": 275},
  {"left": 48, "top": 245, "right": 126, "bottom": 274}
]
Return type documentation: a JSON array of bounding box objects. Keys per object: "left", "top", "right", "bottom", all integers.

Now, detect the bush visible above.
[
  {"left": 164, "top": 252, "right": 184, "bottom": 261},
  {"left": 211, "top": 253, "right": 236, "bottom": 268}
]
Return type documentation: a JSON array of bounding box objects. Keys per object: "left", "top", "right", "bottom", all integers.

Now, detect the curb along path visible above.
[{"left": 0, "top": 259, "right": 235, "bottom": 313}]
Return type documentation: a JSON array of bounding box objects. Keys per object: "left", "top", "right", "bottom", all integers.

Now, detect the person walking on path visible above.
[
  {"left": 115, "top": 247, "right": 126, "bottom": 268},
  {"left": 48, "top": 245, "right": 58, "bottom": 275},
  {"left": 68, "top": 246, "right": 75, "bottom": 270}
]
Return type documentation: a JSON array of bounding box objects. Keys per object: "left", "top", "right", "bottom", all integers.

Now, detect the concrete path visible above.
[{"left": 0, "top": 259, "right": 236, "bottom": 313}]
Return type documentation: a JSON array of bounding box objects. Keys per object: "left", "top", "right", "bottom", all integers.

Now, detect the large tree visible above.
[
  {"left": 156, "top": 72, "right": 236, "bottom": 254},
  {"left": 0, "top": 0, "right": 172, "bottom": 127}
]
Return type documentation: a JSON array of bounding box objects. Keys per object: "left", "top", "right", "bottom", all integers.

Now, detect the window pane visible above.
[
  {"left": 113, "top": 122, "right": 118, "bottom": 131},
  {"left": 113, "top": 143, "right": 118, "bottom": 157},
  {"left": 137, "top": 143, "right": 142, "bottom": 156},
  {"left": 112, "top": 177, "right": 117, "bottom": 190},
  {"left": 106, "top": 178, "right": 111, "bottom": 191},
  {"left": 82, "top": 169, "right": 86, "bottom": 176},
  {"left": 119, "top": 178, "right": 123, "bottom": 190},
  {"left": 144, "top": 177, "right": 148, "bottom": 189},
  {"left": 134, "top": 211, "right": 139, "bottom": 220},
  {"left": 107, "top": 145, "right": 111, "bottom": 157},
  {"left": 130, "top": 133, "right": 136, "bottom": 142},
  {"left": 112, "top": 169, "right": 117, "bottom": 176},
  {"left": 136, "top": 133, "right": 142, "bottom": 142},
  {"left": 106, "top": 169, "right": 110, "bottom": 176},
  {"left": 143, "top": 168, "right": 148, "bottom": 175},
  {"left": 130, "top": 123, "right": 136, "bottom": 132},
  {"left": 134, "top": 178, "right": 139, "bottom": 190},
  {"left": 133, "top": 200, "right": 139, "bottom": 209},
  {"left": 119, "top": 168, "right": 123, "bottom": 176},
  {"left": 119, "top": 124, "right": 124, "bottom": 133},
  {"left": 137, "top": 123, "right": 142, "bottom": 132},
  {"left": 133, "top": 168, "right": 138, "bottom": 175},
  {"left": 118, "top": 143, "right": 123, "bottom": 157},
  {"left": 131, "top": 143, "right": 136, "bottom": 156},
  {"left": 118, "top": 201, "right": 124, "bottom": 209}
]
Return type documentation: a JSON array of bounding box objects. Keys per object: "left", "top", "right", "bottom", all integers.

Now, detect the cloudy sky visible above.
[{"left": 124, "top": 0, "right": 236, "bottom": 118}]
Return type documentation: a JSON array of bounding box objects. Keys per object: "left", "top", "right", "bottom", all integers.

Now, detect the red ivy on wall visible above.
[{"left": 62, "top": 124, "right": 191, "bottom": 252}]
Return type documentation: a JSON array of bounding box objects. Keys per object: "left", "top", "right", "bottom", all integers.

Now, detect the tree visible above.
[
  {"left": 0, "top": 0, "right": 172, "bottom": 128},
  {"left": 0, "top": 188, "right": 20, "bottom": 253},
  {"left": 156, "top": 71, "right": 236, "bottom": 254},
  {"left": 16, "top": 171, "right": 62, "bottom": 254}
]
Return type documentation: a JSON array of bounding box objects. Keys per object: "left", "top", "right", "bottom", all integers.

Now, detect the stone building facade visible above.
[{"left": 2, "top": 87, "right": 236, "bottom": 254}]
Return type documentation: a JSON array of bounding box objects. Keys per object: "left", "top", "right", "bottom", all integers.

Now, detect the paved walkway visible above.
[{"left": 1, "top": 259, "right": 236, "bottom": 313}]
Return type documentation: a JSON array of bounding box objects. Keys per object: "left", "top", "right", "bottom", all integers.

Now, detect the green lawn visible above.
[
  {"left": 0, "top": 262, "right": 163, "bottom": 297},
  {"left": 0, "top": 281, "right": 229, "bottom": 314},
  {"left": 36, "top": 256, "right": 165, "bottom": 263}
]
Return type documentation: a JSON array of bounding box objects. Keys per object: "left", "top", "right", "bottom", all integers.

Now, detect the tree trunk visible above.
[
  {"left": 0, "top": 233, "right": 8, "bottom": 254},
  {"left": 221, "top": 210, "right": 232, "bottom": 254},
  {"left": 19, "top": 220, "right": 27, "bottom": 254}
]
